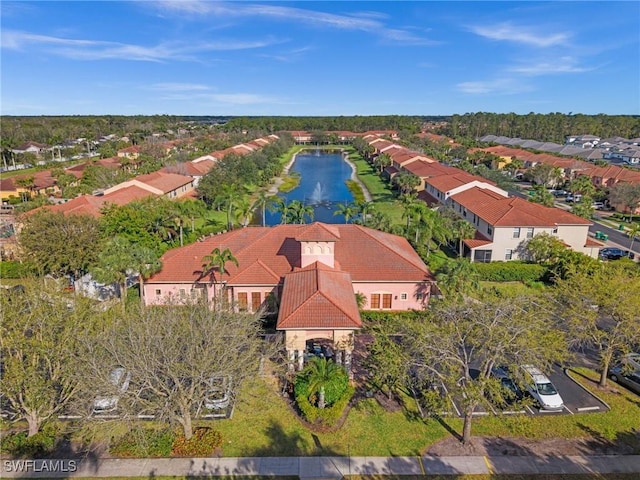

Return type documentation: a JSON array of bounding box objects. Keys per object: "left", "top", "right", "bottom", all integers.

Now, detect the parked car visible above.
[
  {"left": 608, "top": 365, "right": 640, "bottom": 395},
  {"left": 204, "top": 375, "right": 232, "bottom": 410},
  {"left": 599, "top": 247, "right": 635, "bottom": 261},
  {"left": 93, "top": 367, "right": 131, "bottom": 414},
  {"left": 549, "top": 189, "right": 568, "bottom": 197},
  {"left": 565, "top": 194, "right": 582, "bottom": 203},
  {"left": 489, "top": 366, "right": 524, "bottom": 405},
  {"left": 592, "top": 202, "right": 605, "bottom": 210},
  {"left": 521, "top": 365, "right": 564, "bottom": 410},
  {"left": 619, "top": 353, "right": 640, "bottom": 371}
]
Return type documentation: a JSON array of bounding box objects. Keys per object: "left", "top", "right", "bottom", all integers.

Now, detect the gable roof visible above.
[
  {"left": 294, "top": 223, "right": 341, "bottom": 241},
  {"left": 451, "top": 187, "right": 592, "bottom": 227},
  {"left": 276, "top": 262, "right": 362, "bottom": 330},
  {"left": 37, "top": 185, "right": 154, "bottom": 217}
]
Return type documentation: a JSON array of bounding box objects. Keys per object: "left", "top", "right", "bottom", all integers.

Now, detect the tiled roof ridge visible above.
[
  {"left": 231, "top": 258, "right": 281, "bottom": 283},
  {"left": 282, "top": 265, "right": 360, "bottom": 329},
  {"left": 352, "top": 224, "right": 427, "bottom": 273},
  {"left": 294, "top": 222, "right": 341, "bottom": 241}
]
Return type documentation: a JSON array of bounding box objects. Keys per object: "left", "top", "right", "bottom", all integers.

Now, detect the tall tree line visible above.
[{"left": 440, "top": 112, "right": 640, "bottom": 143}]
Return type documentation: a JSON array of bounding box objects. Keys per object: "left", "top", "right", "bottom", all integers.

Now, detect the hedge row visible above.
[
  {"left": 474, "top": 261, "right": 548, "bottom": 283},
  {"left": 109, "top": 426, "right": 223, "bottom": 458}
]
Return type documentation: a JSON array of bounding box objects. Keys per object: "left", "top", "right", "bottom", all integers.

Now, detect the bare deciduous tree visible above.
[
  {"left": 407, "top": 297, "right": 567, "bottom": 444},
  {"left": 82, "top": 300, "right": 274, "bottom": 439}
]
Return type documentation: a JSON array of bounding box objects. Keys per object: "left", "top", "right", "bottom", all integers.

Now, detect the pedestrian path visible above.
[{"left": 2, "top": 454, "right": 639, "bottom": 478}]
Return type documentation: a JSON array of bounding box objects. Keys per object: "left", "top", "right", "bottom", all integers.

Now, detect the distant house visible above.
[
  {"left": 103, "top": 171, "right": 195, "bottom": 199},
  {"left": 12, "top": 142, "right": 50, "bottom": 156},
  {"left": 117, "top": 145, "right": 141, "bottom": 160},
  {"left": 144, "top": 222, "right": 435, "bottom": 371}
]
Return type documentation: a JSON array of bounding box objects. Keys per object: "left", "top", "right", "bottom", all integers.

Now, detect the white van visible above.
[{"left": 521, "top": 365, "right": 564, "bottom": 410}]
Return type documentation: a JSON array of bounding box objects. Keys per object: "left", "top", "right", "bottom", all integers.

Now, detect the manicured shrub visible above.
[
  {"left": 474, "top": 261, "right": 548, "bottom": 283},
  {"left": 0, "top": 424, "right": 58, "bottom": 457},
  {"left": 171, "top": 427, "right": 223, "bottom": 457},
  {"left": 110, "top": 427, "right": 174, "bottom": 458},
  {"left": 295, "top": 385, "right": 355, "bottom": 426}
]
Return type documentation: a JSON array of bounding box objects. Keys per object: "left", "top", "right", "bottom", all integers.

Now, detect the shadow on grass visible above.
[{"left": 577, "top": 424, "right": 640, "bottom": 455}]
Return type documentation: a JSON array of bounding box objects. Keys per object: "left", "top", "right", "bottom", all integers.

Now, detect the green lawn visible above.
[
  {"left": 348, "top": 151, "right": 404, "bottom": 225},
  {"left": 212, "top": 377, "right": 448, "bottom": 457},
  {"left": 209, "top": 364, "right": 640, "bottom": 458},
  {"left": 470, "top": 368, "right": 640, "bottom": 451}
]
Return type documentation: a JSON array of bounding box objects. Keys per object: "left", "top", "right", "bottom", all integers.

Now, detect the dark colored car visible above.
[
  {"left": 600, "top": 247, "right": 635, "bottom": 260},
  {"left": 608, "top": 365, "right": 640, "bottom": 395},
  {"left": 489, "top": 366, "right": 525, "bottom": 405}
]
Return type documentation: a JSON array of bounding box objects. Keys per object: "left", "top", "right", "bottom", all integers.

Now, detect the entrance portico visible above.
[
  {"left": 283, "top": 329, "right": 356, "bottom": 374},
  {"left": 276, "top": 230, "right": 362, "bottom": 376}
]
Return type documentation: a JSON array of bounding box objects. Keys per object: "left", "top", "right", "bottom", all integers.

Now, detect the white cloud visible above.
[
  {"left": 1, "top": 29, "right": 283, "bottom": 62},
  {"left": 468, "top": 22, "right": 569, "bottom": 47},
  {"left": 154, "top": 1, "right": 437, "bottom": 46},
  {"left": 456, "top": 78, "right": 532, "bottom": 95},
  {"left": 150, "top": 83, "right": 211, "bottom": 92},
  {"left": 509, "top": 57, "right": 594, "bottom": 75}
]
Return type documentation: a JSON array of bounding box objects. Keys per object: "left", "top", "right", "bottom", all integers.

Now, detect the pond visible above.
[{"left": 264, "top": 150, "right": 355, "bottom": 225}]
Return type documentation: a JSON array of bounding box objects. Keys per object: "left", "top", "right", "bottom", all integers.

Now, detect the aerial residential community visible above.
[{"left": 1, "top": 1, "right": 640, "bottom": 479}]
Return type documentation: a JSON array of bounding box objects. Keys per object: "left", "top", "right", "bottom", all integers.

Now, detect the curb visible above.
[{"left": 564, "top": 367, "right": 612, "bottom": 411}]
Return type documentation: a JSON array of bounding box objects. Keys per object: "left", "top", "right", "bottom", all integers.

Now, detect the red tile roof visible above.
[
  {"left": 294, "top": 223, "right": 341, "bottom": 241},
  {"left": 277, "top": 261, "right": 362, "bottom": 330},
  {"left": 135, "top": 171, "right": 193, "bottom": 193},
  {"left": 426, "top": 172, "right": 483, "bottom": 191},
  {"left": 404, "top": 161, "right": 450, "bottom": 177},
  {"left": 148, "top": 223, "right": 434, "bottom": 284},
  {"left": 39, "top": 185, "right": 153, "bottom": 217},
  {"left": 463, "top": 230, "right": 493, "bottom": 248},
  {"left": 452, "top": 187, "right": 592, "bottom": 227}
]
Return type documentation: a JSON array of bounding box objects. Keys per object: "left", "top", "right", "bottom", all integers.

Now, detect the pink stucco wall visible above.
[
  {"left": 350, "top": 282, "right": 430, "bottom": 310},
  {"left": 144, "top": 281, "right": 430, "bottom": 311}
]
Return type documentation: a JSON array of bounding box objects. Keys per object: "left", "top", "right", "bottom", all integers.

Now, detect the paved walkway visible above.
[{"left": 2, "top": 455, "right": 639, "bottom": 478}]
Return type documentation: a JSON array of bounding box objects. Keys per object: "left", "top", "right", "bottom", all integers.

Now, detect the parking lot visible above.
[{"left": 421, "top": 364, "right": 610, "bottom": 419}]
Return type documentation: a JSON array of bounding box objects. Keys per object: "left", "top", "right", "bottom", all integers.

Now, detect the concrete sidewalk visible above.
[{"left": 2, "top": 455, "right": 640, "bottom": 478}]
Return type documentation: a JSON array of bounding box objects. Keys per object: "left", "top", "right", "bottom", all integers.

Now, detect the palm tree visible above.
[
  {"left": 454, "top": 220, "right": 477, "bottom": 258},
  {"left": 15, "top": 176, "right": 35, "bottom": 202},
  {"left": 220, "top": 185, "right": 240, "bottom": 230},
  {"left": 370, "top": 210, "right": 391, "bottom": 232},
  {"left": 272, "top": 198, "right": 292, "bottom": 225},
  {"left": 394, "top": 173, "right": 420, "bottom": 195},
  {"left": 304, "top": 357, "right": 346, "bottom": 409},
  {"left": 252, "top": 191, "right": 277, "bottom": 227},
  {"left": 374, "top": 153, "right": 392, "bottom": 173},
  {"left": 233, "top": 197, "right": 253, "bottom": 228},
  {"left": 628, "top": 223, "right": 640, "bottom": 254},
  {"left": 201, "top": 247, "right": 239, "bottom": 299},
  {"left": 435, "top": 259, "right": 480, "bottom": 300},
  {"left": 333, "top": 202, "right": 357, "bottom": 224},
  {"left": 288, "top": 200, "right": 314, "bottom": 224},
  {"left": 355, "top": 201, "right": 373, "bottom": 226},
  {"left": 398, "top": 193, "right": 417, "bottom": 230}
]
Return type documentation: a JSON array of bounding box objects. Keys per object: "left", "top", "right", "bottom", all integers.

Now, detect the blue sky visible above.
[{"left": 2, "top": 1, "right": 639, "bottom": 116}]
